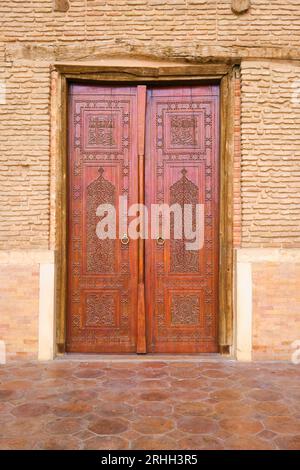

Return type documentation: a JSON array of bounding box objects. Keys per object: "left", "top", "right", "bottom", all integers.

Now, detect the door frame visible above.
[{"left": 50, "top": 62, "right": 239, "bottom": 355}]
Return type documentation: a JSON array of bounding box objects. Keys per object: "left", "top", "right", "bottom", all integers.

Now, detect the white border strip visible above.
[
  {"left": 236, "top": 260, "right": 252, "bottom": 361},
  {"left": 236, "top": 248, "right": 300, "bottom": 263},
  {"left": 38, "top": 263, "right": 55, "bottom": 360}
]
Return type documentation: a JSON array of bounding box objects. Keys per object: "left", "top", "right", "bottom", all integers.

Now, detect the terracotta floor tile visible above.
[
  {"left": 137, "top": 369, "right": 168, "bottom": 379},
  {"left": 35, "top": 436, "right": 82, "bottom": 450},
  {"left": 0, "top": 437, "right": 36, "bottom": 450},
  {"left": 132, "top": 417, "right": 174, "bottom": 434},
  {"left": 93, "top": 402, "right": 133, "bottom": 417},
  {"left": 255, "top": 401, "right": 291, "bottom": 416},
  {"left": 101, "top": 379, "right": 137, "bottom": 390},
  {"left": 73, "top": 369, "right": 106, "bottom": 379},
  {"left": 264, "top": 416, "right": 300, "bottom": 434},
  {"left": 97, "top": 390, "right": 134, "bottom": 403},
  {"left": 247, "top": 389, "right": 283, "bottom": 402},
  {"left": 201, "top": 369, "right": 230, "bottom": 379},
  {"left": 45, "top": 418, "right": 85, "bottom": 435},
  {"left": 104, "top": 368, "right": 136, "bottom": 378},
  {"left": 84, "top": 436, "right": 129, "bottom": 450},
  {"left": 177, "top": 416, "right": 218, "bottom": 434},
  {"left": 136, "top": 362, "right": 168, "bottom": 369},
  {"left": 88, "top": 417, "right": 129, "bottom": 435},
  {"left": 178, "top": 435, "right": 224, "bottom": 450},
  {"left": 214, "top": 401, "right": 252, "bottom": 417},
  {"left": 0, "top": 419, "right": 42, "bottom": 438},
  {"left": 219, "top": 417, "right": 263, "bottom": 435},
  {"left": 210, "top": 389, "right": 242, "bottom": 401},
  {"left": 225, "top": 436, "right": 275, "bottom": 450},
  {"left": 0, "top": 402, "right": 13, "bottom": 414},
  {"left": 134, "top": 402, "right": 173, "bottom": 417},
  {"left": 12, "top": 402, "right": 50, "bottom": 418},
  {"left": 0, "top": 389, "right": 18, "bottom": 400},
  {"left": 0, "top": 360, "right": 299, "bottom": 450},
  {"left": 139, "top": 391, "right": 170, "bottom": 401},
  {"left": 169, "top": 367, "right": 201, "bottom": 379},
  {"left": 135, "top": 379, "right": 171, "bottom": 390},
  {"left": 3, "top": 380, "right": 32, "bottom": 391},
  {"left": 174, "top": 401, "right": 214, "bottom": 416},
  {"left": 257, "top": 429, "right": 277, "bottom": 441},
  {"left": 274, "top": 435, "right": 300, "bottom": 450},
  {"left": 131, "top": 436, "right": 177, "bottom": 450},
  {"left": 52, "top": 402, "right": 93, "bottom": 418},
  {"left": 172, "top": 390, "right": 209, "bottom": 401}
]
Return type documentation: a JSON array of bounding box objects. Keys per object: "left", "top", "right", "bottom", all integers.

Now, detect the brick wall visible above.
[
  {"left": 1, "top": 1, "right": 300, "bottom": 249},
  {"left": 2, "top": 1, "right": 300, "bottom": 50},
  {"left": 252, "top": 261, "right": 300, "bottom": 360},
  {"left": 241, "top": 61, "right": 300, "bottom": 248},
  {"left": 0, "top": 65, "right": 50, "bottom": 249},
  {"left": 0, "top": 1, "right": 300, "bottom": 360},
  {"left": 0, "top": 264, "right": 39, "bottom": 359}
]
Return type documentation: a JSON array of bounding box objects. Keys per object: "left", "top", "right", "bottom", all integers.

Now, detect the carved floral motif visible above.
[
  {"left": 171, "top": 294, "right": 200, "bottom": 325},
  {"left": 86, "top": 293, "right": 115, "bottom": 326}
]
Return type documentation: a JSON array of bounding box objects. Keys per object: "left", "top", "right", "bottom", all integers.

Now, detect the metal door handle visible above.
[
  {"left": 121, "top": 234, "right": 129, "bottom": 245},
  {"left": 156, "top": 236, "right": 165, "bottom": 246}
]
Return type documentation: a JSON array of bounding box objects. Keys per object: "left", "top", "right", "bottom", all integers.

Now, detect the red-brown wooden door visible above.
[
  {"left": 67, "top": 84, "right": 139, "bottom": 352},
  {"left": 67, "top": 84, "right": 219, "bottom": 353},
  {"left": 145, "top": 86, "right": 219, "bottom": 353}
]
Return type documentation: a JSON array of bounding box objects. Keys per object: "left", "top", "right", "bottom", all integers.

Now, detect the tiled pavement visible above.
[{"left": 0, "top": 359, "right": 300, "bottom": 450}]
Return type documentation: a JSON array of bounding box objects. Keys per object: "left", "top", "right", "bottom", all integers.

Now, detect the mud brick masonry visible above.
[{"left": 0, "top": 1, "right": 300, "bottom": 360}]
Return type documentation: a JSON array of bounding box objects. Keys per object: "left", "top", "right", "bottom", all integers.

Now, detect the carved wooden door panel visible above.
[
  {"left": 67, "top": 85, "right": 139, "bottom": 352},
  {"left": 67, "top": 83, "right": 219, "bottom": 354},
  {"left": 145, "top": 86, "right": 219, "bottom": 353}
]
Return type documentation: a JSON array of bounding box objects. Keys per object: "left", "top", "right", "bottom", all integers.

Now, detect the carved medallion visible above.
[
  {"left": 85, "top": 293, "right": 116, "bottom": 327},
  {"left": 171, "top": 294, "right": 200, "bottom": 325}
]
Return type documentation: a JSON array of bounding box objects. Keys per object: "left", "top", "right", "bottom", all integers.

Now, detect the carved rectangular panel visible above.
[
  {"left": 84, "top": 290, "right": 120, "bottom": 328},
  {"left": 67, "top": 85, "right": 138, "bottom": 353},
  {"left": 166, "top": 163, "right": 206, "bottom": 275},
  {"left": 167, "top": 290, "right": 204, "bottom": 327},
  {"left": 145, "top": 85, "right": 220, "bottom": 353}
]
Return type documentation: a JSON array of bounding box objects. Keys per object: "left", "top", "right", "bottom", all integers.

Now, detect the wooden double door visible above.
[{"left": 67, "top": 83, "right": 220, "bottom": 354}]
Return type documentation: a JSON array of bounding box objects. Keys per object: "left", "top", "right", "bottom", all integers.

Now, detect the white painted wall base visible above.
[
  {"left": 38, "top": 260, "right": 55, "bottom": 361},
  {"left": 235, "top": 257, "right": 253, "bottom": 361}
]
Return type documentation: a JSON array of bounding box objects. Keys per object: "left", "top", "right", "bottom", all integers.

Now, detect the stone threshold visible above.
[{"left": 56, "top": 353, "right": 235, "bottom": 363}]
